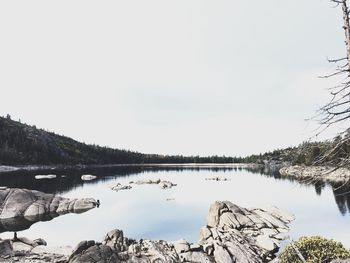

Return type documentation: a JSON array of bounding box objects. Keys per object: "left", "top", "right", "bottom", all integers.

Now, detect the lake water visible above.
[{"left": 0, "top": 165, "right": 350, "bottom": 249}]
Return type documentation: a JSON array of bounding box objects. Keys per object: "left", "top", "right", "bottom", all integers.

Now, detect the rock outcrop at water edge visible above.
[
  {"left": 0, "top": 187, "right": 98, "bottom": 233},
  {"left": 0, "top": 236, "right": 71, "bottom": 263},
  {"left": 279, "top": 165, "right": 350, "bottom": 183},
  {"left": 68, "top": 201, "right": 294, "bottom": 263}
]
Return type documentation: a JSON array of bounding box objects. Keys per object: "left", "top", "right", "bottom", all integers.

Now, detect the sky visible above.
[{"left": 0, "top": 0, "right": 348, "bottom": 157}]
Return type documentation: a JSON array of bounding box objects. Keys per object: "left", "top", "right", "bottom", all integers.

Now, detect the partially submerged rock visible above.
[
  {"left": 35, "top": 174, "right": 57, "bottom": 180},
  {"left": 159, "top": 180, "right": 177, "bottom": 189},
  {"left": 110, "top": 179, "right": 176, "bottom": 192},
  {"left": 110, "top": 183, "right": 132, "bottom": 191},
  {"left": 0, "top": 187, "right": 98, "bottom": 233},
  {"left": 206, "top": 176, "right": 230, "bottom": 181},
  {"left": 68, "top": 201, "right": 294, "bottom": 263},
  {"left": 131, "top": 179, "right": 161, "bottom": 185},
  {"left": 130, "top": 178, "right": 177, "bottom": 189},
  {"left": 81, "top": 174, "right": 97, "bottom": 181},
  {"left": 280, "top": 165, "right": 350, "bottom": 183}
]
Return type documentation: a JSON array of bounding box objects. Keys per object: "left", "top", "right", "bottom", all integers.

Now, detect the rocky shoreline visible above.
[
  {"left": 279, "top": 165, "right": 350, "bottom": 184},
  {"left": 1, "top": 187, "right": 348, "bottom": 262},
  {"left": 0, "top": 188, "right": 98, "bottom": 223},
  {"left": 0, "top": 187, "right": 98, "bottom": 262},
  {"left": 0, "top": 197, "right": 295, "bottom": 263}
]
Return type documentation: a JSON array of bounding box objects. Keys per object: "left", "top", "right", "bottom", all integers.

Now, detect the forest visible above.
[
  {"left": 2, "top": 114, "right": 349, "bottom": 167},
  {"left": 0, "top": 115, "right": 241, "bottom": 165}
]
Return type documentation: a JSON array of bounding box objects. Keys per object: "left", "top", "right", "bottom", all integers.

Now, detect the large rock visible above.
[
  {"left": 0, "top": 187, "right": 98, "bottom": 233},
  {"left": 0, "top": 187, "right": 97, "bottom": 262},
  {"left": 68, "top": 201, "right": 294, "bottom": 263}
]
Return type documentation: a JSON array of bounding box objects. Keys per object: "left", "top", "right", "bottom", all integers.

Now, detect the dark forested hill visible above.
[
  {"left": 0, "top": 116, "right": 144, "bottom": 165},
  {"left": 0, "top": 116, "right": 240, "bottom": 165}
]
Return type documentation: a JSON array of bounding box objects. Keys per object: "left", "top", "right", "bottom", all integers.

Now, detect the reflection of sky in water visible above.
[{"left": 1, "top": 168, "right": 350, "bottom": 249}]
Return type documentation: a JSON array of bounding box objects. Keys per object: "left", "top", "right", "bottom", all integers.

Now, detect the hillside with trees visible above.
[
  {"left": 245, "top": 135, "right": 350, "bottom": 167},
  {"left": 2, "top": 114, "right": 349, "bottom": 167},
  {"left": 0, "top": 115, "right": 240, "bottom": 165}
]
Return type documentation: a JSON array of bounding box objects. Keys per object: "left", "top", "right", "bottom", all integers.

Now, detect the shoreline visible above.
[
  {"left": 0, "top": 163, "right": 261, "bottom": 174},
  {"left": 279, "top": 165, "right": 350, "bottom": 184},
  {"left": 0, "top": 200, "right": 294, "bottom": 263}
]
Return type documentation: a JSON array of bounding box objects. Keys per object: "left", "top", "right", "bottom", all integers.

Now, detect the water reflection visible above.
[
  {"left": 1, "top": 164, "right": 350, "bottom": 247},
  {"left": 333, "top": 183, "right": 350, "bottom": 215},
  {"left": 0, "top": 187, "right": 97, "bottom": 237},
  {"left": 0, "top": 166, "right": 238, "bottom": 194},
  {"left": 314, "top": 182, "right": 326, "bottom": 196},
  {"left": 0, "top": 214, "right": 62, "bottom": 233},
  {"left": 1, "top": 165, "right": 350, "bottom": 217},
  {"left": 244, "top": 165, "right": 350, "bottom": 216}
]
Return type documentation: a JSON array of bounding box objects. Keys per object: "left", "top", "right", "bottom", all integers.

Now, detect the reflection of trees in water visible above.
[
  {"left": 315, "top": 182, "right": 326, "bottom": 196},
  {"left": 2, "top": 165, "right": 350, "bottom": 215},
  {"left": 246, "top": 165, "right": 350, "bottom": 216},
  {"left": 0, "top": 166, "right": 235, "bottom": 194},
  {"left": 332, "top": 183, "right": 350, "bottom": 216},
  {"left": 245, "top": 165, "right": 285, "bottom": 180},
  {"left": 0, "top": 166, "right": 145, "bottom": 194}
]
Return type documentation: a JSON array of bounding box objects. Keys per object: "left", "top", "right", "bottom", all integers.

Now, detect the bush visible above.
[{"left": 279, "top": 236, "right": 350, "bottom": 263}]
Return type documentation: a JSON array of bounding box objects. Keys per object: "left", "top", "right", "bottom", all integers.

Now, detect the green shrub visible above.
[{"left": 279, "top": 236, "right": 350, "bottom": 263}]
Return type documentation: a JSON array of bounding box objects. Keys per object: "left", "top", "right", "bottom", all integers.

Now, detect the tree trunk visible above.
[{"left": 341, "top": 0, "right": 350, "bottom": 74}]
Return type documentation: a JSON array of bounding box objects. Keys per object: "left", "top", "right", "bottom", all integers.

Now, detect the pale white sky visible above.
[{"left": 0, "top": 0, "right": 347, "bottom": 156}]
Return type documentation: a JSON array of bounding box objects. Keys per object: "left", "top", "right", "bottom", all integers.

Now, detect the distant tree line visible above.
[
  {"left": 2, "top": 115, "right": 348, "bottom": 166},
  {"left": 0, "top": 116, "right": 241, "bottom": 165},
  {"left": 245, "top": 136, "right": 350, "bottom": 167}
]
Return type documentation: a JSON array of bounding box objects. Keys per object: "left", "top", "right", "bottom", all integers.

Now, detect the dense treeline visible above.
[
  {"left": 2, "top": 115, "right": 348, "bottom": 166},
  {"left": 245, "top": 135, "right": 350, "bottom": 167},
  {"left": 0, "top": 116, "right": 241, "bottom": 165}
]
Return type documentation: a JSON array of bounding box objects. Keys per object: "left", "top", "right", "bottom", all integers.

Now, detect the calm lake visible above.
[{"left": 0, "top": 165, "right": 350, "bottom": 248}]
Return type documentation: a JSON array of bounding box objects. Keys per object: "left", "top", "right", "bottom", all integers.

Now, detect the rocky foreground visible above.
[
  {"left": 68, "top": 202, "right": 295, "bottom": 263},
  {"left": 67, "top": 201, "right": 294, "bottom": 263},
  {"left": 279, "top": 165, "right": 350, "bottom": 184},
  {"left": 0, "top": 187, "right": 98, "bottom": 234},
  {"left": 0, "top": 201, "right": 296, "bottom": 263},
  {"left": 0, "top": 187, "right": 98, "bottom": 262}
]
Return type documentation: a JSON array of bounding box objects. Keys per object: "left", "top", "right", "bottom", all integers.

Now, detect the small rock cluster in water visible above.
[
  {"left": 109, "top": 178, "right": 177, "bottom": 192},
  {"left": 205, "top": 176, "right": 230, "bottom": 181}
]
